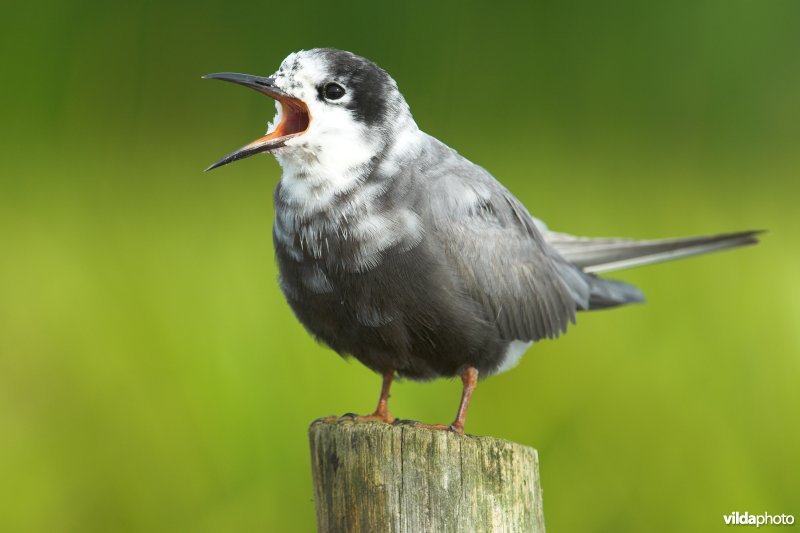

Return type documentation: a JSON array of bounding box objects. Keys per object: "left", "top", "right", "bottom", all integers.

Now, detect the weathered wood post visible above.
[{"left": 309, "top": 420, "right": 545, "bottom": 532}]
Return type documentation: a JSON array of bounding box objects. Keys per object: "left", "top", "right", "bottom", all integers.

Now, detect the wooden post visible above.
[{"left": 309, "top": 420, "right": 545, "bottom": 532}]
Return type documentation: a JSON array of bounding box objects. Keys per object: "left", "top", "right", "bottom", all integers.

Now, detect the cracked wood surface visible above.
[{"left": 309, "top": 420, "right": 545, "bottom": 532}]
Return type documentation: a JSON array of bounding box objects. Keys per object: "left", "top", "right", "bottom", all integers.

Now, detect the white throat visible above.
[{"left": 274, "top": 113, "right": 421, "bottom": 217}]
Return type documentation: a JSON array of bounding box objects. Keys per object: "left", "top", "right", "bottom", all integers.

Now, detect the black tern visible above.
[{"left": 204, "top": 48, "right": 760, "bottom": 433}]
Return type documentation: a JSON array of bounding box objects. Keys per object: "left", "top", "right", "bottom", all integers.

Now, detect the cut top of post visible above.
[{"left": 309, "top": 421, "right": 545, "bottom": 533}]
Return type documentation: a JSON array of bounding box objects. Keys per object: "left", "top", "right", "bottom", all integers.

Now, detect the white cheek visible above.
[{"left": 277, "top": 104, "right": 380, "bottom": 215}]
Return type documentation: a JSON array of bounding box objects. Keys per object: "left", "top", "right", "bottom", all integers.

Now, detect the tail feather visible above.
[
  {"left": 547, "top": 230, "right": 763, "bottom": 274},
  {"left": 586, "top": 276, "right": 645, "bottom": 309}
]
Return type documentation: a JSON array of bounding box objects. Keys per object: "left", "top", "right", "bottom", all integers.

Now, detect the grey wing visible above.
[{"left": 424, "top": 161, "right": 589, "bottom": 342}]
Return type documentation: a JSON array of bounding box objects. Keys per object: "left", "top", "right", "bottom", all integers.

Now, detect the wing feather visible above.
[{"left": 422, "top": 149, "right": 584, "bottom": 342}]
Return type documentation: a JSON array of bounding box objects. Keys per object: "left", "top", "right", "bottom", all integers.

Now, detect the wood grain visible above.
[{"left": 309, "top": 420, "right": 545, "bottom": 532}]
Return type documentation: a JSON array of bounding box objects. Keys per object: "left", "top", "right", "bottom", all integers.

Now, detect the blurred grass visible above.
[{"left": 1, "top": 0, "right": 799, "bottom": 531}]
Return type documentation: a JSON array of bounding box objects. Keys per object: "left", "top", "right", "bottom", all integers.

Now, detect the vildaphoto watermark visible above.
[{"left": 724, "top": 512, "right": 795, "bottom": 527}]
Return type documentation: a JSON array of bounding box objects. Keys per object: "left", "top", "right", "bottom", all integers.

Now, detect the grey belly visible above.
[{"left": 274, "top": 237, "right": 510, "bottom": 380}]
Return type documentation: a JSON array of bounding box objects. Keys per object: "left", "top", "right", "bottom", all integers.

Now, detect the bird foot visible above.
[
  {"left": 394, "top": 419, "right": 464, "bottom": 435},
  {"left": 339, "top": 411, "right": 394, "bottom": 424}
]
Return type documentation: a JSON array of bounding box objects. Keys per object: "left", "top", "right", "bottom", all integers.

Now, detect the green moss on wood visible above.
[{"left": 309, "top": 420, "right": 545, "bottom": 533}]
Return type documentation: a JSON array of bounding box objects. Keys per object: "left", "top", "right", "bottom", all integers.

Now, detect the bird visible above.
[{"left": 203, "top": 48, "right": 760, "bottom": 434}]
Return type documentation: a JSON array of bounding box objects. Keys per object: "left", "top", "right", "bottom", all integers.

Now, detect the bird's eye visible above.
[{"left": 324, "top": 83, "right": 345, "bottom": 100}]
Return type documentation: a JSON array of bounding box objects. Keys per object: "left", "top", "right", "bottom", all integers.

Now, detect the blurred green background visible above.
[{"left": 1, "top": 0, "right": 798, "bottom": 531}]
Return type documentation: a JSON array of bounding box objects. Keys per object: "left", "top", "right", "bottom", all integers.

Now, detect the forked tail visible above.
[
  {"left": 548, "top": 230, "right": 763, "bottom": 310},
  {"left": 548, "top": 230, "right": 762, "bottom": 274}
]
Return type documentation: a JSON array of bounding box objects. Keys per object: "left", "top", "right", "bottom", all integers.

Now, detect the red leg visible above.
[
  {"left": 340, "top": 370, "right": 395, "bottom": 423},
  {"left": 409, "top": 366, "right": 478, "bottom": 435},
  {"left": 451, "top": 366, "right": 478, "bottom": 433}
]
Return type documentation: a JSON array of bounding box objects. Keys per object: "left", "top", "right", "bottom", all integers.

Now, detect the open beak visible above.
[{"left": 203, "top": 72, "right": 310, "bottom": 171}]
